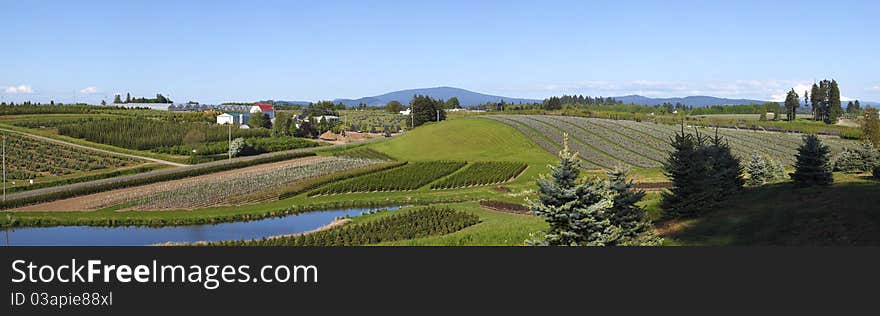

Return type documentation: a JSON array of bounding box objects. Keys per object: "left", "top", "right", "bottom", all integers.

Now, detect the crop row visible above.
[
  {"left": 207, "top": 207, "right": 480, "bottom": 246},
  {"left": 494, "top": 116, "right": 621, "bottom": 169},
  {"left": 431, "top": 161, "right": 527, "bottom": 189},
  {"left": 57, "top": 119, "right": 270, "bottom": 150},
  {"left": 0, "top": 151, "right": 317, "bottom": 210},
  {"left": 484, "top": 116, "right": 560, "bottom": 156},
  {"left": 310, "top": 161, "right": 466, "bottom": 195},
  {"left": 130, "top": 158, "right": 379, "bottom": 210},
  {"left": 533, "top": 116, "right": 662, "bottom": 167},
  {"left": 3, "top": 131, "right": 140, "bottom": 179},
  {"left": 491, "top": 115, "right": 852, "bottom": 168}
]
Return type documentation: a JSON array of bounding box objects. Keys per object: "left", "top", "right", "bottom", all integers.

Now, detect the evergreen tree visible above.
[
  {"left": 827, "top": 80, "right": 843, "bottom": 123},
  {"left": 661, "top": 127, "right": 743, "bottom": 218},
  {"left": 660, "top": 127, "right": 711, "bottom": 218},
  {"left": 113, "top": 94, "right": 122, "bottom": 104},
  {"left": 784, "top": 89, "right": 799, "bottom": 121},
  {"left": 529, "top": 134, "right": 620, "bottom": 246},
  {"left": 101, "top": 100, "right": 107, "bottom": 106},
  {"left": 446, "top": 97, "right": 461, "bottom": 109},
  {"left": 605, "top": 168, "right": 662, "bottom": 246},
  {"left": 791, "top": 135, "right": 833, "bottom": 187},
  {"left": 125, "top": 93, "right": 131, "bottom": 103},
  {"left": 707, "top": 129, "right": 745, "bottom": 197},
  {"left": 746, "top": 153, "right": 771, "bottom": 186},
  {"left": 810, "top": 83, "right": 821, "bottom": 121},
  {"left": 409, "top": 95, "right": 446, "bottom": 127}
]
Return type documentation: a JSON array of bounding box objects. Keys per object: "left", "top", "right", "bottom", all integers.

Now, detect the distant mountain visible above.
[
  {"left": 613, "top": 95, "right": 770, "bottom": 107},
  {"left": 331, "top": 87, "right": 541, "bottom": 107}
]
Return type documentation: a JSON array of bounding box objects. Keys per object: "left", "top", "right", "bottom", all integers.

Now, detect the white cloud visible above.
[
  {"left": 868, "top": 85, "right": 880, "bottom": 92},
  {"left": 3, "top": 84, "right": 34, "bottom": 94},
  {"left": 79, "top": 86, "right": 99, "bottom": 94}
]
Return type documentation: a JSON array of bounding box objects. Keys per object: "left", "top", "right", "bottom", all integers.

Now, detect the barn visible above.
[{"left": 250, "top": 103, "right": 276, "bottom": 121}]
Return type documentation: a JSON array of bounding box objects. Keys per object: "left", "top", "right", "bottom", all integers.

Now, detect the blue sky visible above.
[{"left": 2, "top": 0, "right": 878, "bottom": 104}]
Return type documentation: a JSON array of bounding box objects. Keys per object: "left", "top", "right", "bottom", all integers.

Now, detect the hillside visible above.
[
  {"left": 367, "top": 117, "right": 555, "bottom": 163},
  {"left": 661, "top": 174, "right": 880, "bottom": 245},
  {"left": 332, "top": 87, "right": 541, "bottom": 107},
  {"left": 614, "top": 95, "right": 769, "bottom": 107}
]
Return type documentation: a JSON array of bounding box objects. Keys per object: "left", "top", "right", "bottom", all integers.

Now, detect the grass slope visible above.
[
  {"left": 661, "top": 173, "right": 880, "bottom": 246},
  {"left": 368, "top": 118, "right": 555, "bottom": 163}
]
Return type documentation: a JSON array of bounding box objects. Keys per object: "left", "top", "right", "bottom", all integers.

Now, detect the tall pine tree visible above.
[{"left": 790, "top": 135, "right": 833, "bottom": 186}]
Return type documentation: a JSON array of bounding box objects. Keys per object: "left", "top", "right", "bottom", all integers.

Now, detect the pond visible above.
[{"left": 1, "top": 206, "right": 401, "bottom": 246}]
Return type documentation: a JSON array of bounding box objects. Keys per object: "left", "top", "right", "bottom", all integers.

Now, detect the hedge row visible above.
[
  {"left": 206, "top": 207, "right": 480, "bottom": 246},
  {"left": 1, "top": 197, "right": 474, "bottom": 228},
  {"left": 0, "top": 151, "right": 316, "bottom": 210},
  {"left": 5, "top": 164, "right": 166, "bottom": 194}
]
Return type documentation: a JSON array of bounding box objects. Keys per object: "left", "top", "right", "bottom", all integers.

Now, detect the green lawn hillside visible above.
[
  {"left": 660, "top": 173, "right": 880, "bottom": 246},
  {"left": 368, "top": 117, "right": 556, "bottom": 164}
]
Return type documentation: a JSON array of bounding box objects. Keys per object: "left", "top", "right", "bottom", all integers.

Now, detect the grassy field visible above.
[
  {"left": 5, "top": 112, "right": 878, "bottom": 247},
  {"left": 368, "top": 117, "right": 556, "bottom": 163},
  {"left": 659, "top": 173, "right": 880, "bottom": 246}
]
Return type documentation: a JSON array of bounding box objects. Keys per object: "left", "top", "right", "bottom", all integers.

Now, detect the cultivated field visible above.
[
  {"left": 486, "top": 115, "right": 852, "bottom": 169},
  {"left": 11, "top": 156, "right": 379, "bottom": 211}
]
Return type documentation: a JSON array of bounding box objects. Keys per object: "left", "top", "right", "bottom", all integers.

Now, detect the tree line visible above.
[{"left": 113, "top": 92, "right": 172, "bottom": 104}]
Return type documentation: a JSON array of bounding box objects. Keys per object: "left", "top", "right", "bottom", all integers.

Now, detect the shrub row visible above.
[
  {"left": 431, "top": 162, "right": 527, "bottom": 189},
  {"left": 206, "top": 207, "right": 480, "bottom": 246},
  {"left": 1, "top": 197, "right": 473, "bottom": 228},
  {"left": 0, "top": 151, "right": 316, "bottom": 210},
  {"left": 310, "top": 161, "right": 466, "bottom": 195},
  {"left": 6, "top": 164, "right": 165, "bottom": 194}
]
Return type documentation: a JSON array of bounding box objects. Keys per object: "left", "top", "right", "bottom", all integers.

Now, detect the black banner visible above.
[{"left": 3, "top": 247, "right": 879, "bottom": 315}]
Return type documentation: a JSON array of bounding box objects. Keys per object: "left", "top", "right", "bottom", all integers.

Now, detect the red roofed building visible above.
[{"left": 249, "top": 103, "right": 276, "bottom": 121}]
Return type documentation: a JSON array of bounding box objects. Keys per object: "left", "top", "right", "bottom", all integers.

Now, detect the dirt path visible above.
[
  {"left": 0, "top": 127, "right": 187, "bottom": 167},
  {"left": 10, "top": 156, "right": 333, "bottom": 212}
]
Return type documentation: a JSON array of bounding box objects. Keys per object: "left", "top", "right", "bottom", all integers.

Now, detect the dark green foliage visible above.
[
  {"left": 409, "top": 95, "right": 446, "bottom": 127},
  {"left": 208, "top": 207, "right": 480, "bottom": 246},
  {"left": 431, "top": 161, "right": 527, "bottom": 189},
  {"left": 529, "top": 136, "right": 660, "bottom": 246},
  {"left": 784, "top": 89, "right": 799, "bottom": 121},
  {"left": 301, "top": 101, "right": 339, "bottom": 117},
  {"left": 661, "top": 127, "right": 744, "bottom": 218},
  {"left": 272, "top": 162, "right": 407, "bottom": 200},
  {"left": 57, "top": 119, "right": 269, "bottom": 150},
  {"left": 386, "top": 100, "right": 402, "bottom": 113},
  {"left": 310, "top": 161, "right": 465, "bottom": 194},
  {"left": 605, "top": 169, "right": 662, "bottom": 245},
  {"left": 248, "top": 112, "right": 271, "bottom": 129},
  {"left": 791, "top": 135, "right": 833, "bottom": 187}
]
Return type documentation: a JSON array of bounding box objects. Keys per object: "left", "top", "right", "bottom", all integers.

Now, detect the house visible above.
[
  {"left": 216, "top": 113, "right": 234, "bottom": 125},
  {"left": 250, "top": 103, "right": 276, "bottom": 121},
  {"left": 399, "top": 108, "right": 411, "bottom": 115},
  {"left": 216, "top": 112, "right": 250, "bottom": 126}
]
